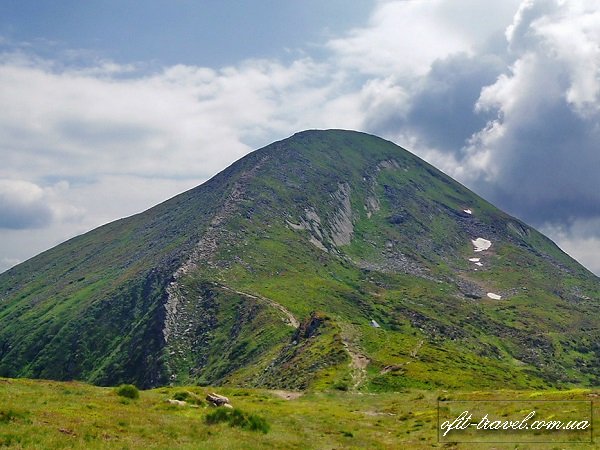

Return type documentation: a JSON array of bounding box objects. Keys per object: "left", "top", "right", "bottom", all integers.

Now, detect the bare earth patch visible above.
[{"left": 270, "top": 390, "right": 303, "bottom": 400}]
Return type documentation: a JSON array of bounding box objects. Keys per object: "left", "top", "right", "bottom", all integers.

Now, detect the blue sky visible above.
[
  {"left": 1, "top": 0, "right": 600, "bottom": 275},
  {"left": 0, "top": 0, "right": 372, "bottom": 66}
]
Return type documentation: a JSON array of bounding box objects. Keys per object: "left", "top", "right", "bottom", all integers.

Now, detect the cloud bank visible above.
[{"left": 1, "top": 0, "right": 600, "bottom": 275}]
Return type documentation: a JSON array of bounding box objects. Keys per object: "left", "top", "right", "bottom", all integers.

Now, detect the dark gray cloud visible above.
[
  {"left": 461, "top": 0, "right": 600, "bottom": 231},
  {"left": 365, "top": 53, "right": 504, "bottom": 154},
  {"left": 0, "top": 205, "right": 52, "bottom": 229},
  {"left": 407, "top": 55, "right": 501, "bottom": 150},
  {"left": 364, "top": 1, "right": 600, "bottom": 231},
  {"left": 356, "top": 1, "right": 600, "bottom": 275},
  {"left": 478, "top": 96, "right": 600, "bottom": 225}
]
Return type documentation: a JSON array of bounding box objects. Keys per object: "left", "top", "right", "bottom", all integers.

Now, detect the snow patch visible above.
[
  {"left": 370, "top": 319, "right": 381, "bottom": 328},
  {"left": 463, "top": 209, "right": 472, "bottom": 215},
  {"left": 472, "top": 238, "right": 492, "bottom": 252},
  {"left": 475, "top": 262, "right": 483, "bottom": 267},
  {"left": 487, "top": 293, "right": 502, "bottom": 300},
  {"left": 469, "top": 258, "right": 480, "bottom": 262}
]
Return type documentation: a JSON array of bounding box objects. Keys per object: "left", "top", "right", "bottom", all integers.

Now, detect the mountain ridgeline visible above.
[{"left": 0, "top": 130, "right": 598, "bottom": 390}]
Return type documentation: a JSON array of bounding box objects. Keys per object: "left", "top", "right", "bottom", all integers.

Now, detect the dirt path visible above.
[
  {"left": 270, "top": 390, "right": 303, "bottom": 400},
  {"left": 410, "top": 339, "right": 424, "bottom": 358},
  {"left": 163, "top": 156, "right": 269, "bottom": 346},
  {"left": 214, "top": 283, "right": 300, "bottom": 328},
  {"left": 344, "top": 341, "right": 370, "bottom": 390},
  {"left": 339, "top": 325, "right": 370, "bottom": 390}
]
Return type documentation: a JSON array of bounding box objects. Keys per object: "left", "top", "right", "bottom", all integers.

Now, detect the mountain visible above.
[{"left": 0, "top": 130, "right": 598, "bottom": 390}]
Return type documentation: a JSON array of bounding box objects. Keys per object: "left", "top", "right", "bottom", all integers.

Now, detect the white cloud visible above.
[
  {"left": 0, "top": 179, "right": 51, "bottom": 229},
  {"left": 532, "top": 1, "right": 600, "bottom": 114},
  {"left": 0, "top": 257, "right": 21, "bottom": 272},
  {"left": 2, "top": 0, "right": 600, "bottom": 277},
  {"left": 0, "top": 179, "right": 81, "bottom": 229},
  {"left": 1, "top": 54, "right": 357, "bottom": 186},
  {"left": 542, "top": 219, "right": 600, "bottom": 275},
  {"left": 0, "top": 50, "right": 362, "bottom": 272},
  {"left": 328, "top": 0, "right": 520, "bottom": 77},
  {"left": 462, "top": 1, "right": 600, "bottom": 214},
  {"left": 327, "top": 0, "right": 470, "bottom": 77}
]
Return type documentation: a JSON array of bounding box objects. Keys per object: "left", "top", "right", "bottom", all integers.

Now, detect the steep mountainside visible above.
[{"left": 0, "top": 130, "right": 598, "bottom": 390}]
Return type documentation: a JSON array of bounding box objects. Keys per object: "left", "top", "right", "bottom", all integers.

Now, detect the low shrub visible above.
[
  {"left": 205, "top": 408, "right": 269, "bottom": 434},
  {"left": 333, "top": 381, "right": 349, "bottom": 391},
  {"left": 115, "top": 384, "right": 139, "bottom": 400},
  {"left": 205, "top": 408, "right": 229, "bottom": 424},
  {"left": 172, "top": 390, "right": 204, "bottom": 405},
  {"left": 0, "top": 409, "right": 29, "bottom": 424}
]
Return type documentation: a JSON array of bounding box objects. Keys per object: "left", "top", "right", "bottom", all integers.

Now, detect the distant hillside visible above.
[{"left": 0, "top": 130, "right": 598, "bottom": 390}]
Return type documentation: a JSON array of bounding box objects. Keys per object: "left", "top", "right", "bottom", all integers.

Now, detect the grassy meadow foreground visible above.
[{"left": 0, "top": 377, "right": 598, "bottom": 449}]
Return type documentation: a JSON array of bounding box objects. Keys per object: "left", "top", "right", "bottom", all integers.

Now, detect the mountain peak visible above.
[{"left": 0, "top": 130, "right": 598, "bottom": 390}]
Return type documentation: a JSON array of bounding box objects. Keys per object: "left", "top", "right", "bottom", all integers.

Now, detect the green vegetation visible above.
[
  {"left": 172, "top": 390, "right": 205, "bottom": 405},
  {"left": 115, "top": 384, "right": 139, "bottom": 400},
  {"left": 205, "top": 408, "right": 270, "bottom": 434},
  {"left": 0, "top": 377, "right": 597, "bottom": 449},
  {"left": 0, "top": 129, "right": 598, "bottom": 393}
]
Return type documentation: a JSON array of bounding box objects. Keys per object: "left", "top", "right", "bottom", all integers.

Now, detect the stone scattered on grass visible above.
[{"left": 206, "top": 392, "right": 231, "bottom": 407}]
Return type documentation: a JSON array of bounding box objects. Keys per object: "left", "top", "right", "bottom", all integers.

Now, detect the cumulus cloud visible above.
[
  {"left": 2, "top": 0, "right": 600, "bottom": 276},
  {"left": 326, "top": 0, "right": 600, "bottom": 274},
  {"left": 327, "top": 0, "right": 468, "bottom": 77},
  {"left": 1, "top": 57, "right": 253, "bottom": 180},
  {"left": 364, "top": 53, "right": 504, "bottom": 155},
  {"left": 0, "top": 52, "right": 367, "bottom": 182},
  {"left": 0, "top": 49, "right": 358, "bottom": 272},
  {"left": 0, "top": 179, "right": 81, "bottom": 229},
  {"left": 328, "top": 0, "right": 520, "bottom": 77},
  {"left": 0, "top": 179, "right": 53, "bottom": 229},
  {"left": 462, "top": 0, "right": 600, "bottom": 226}
]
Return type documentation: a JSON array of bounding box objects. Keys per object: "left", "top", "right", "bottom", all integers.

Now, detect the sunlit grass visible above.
[{"left": 0, "top": 378, "right": 598, "bottom": 449}]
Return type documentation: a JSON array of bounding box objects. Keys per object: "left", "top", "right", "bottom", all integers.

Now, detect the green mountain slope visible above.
[{"left": 0, "top": 130, "right": 598, "bottom": 390}]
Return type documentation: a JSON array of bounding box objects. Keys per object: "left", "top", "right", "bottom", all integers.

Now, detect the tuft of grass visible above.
[
  {"left": 172, "top": 390, "right": 204, "bottom": 405},
  {"left": 205, "top": 407, "right": 270, "bottom": 434},
  {"left": 115, "top": 384, "right": 139, "bottom": 400},
  {"left": 0, "top": 408, "right": 30, "bottom": 424},
  {"left": 332, "top": 381, "right": 349, "bottom": 391}
]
